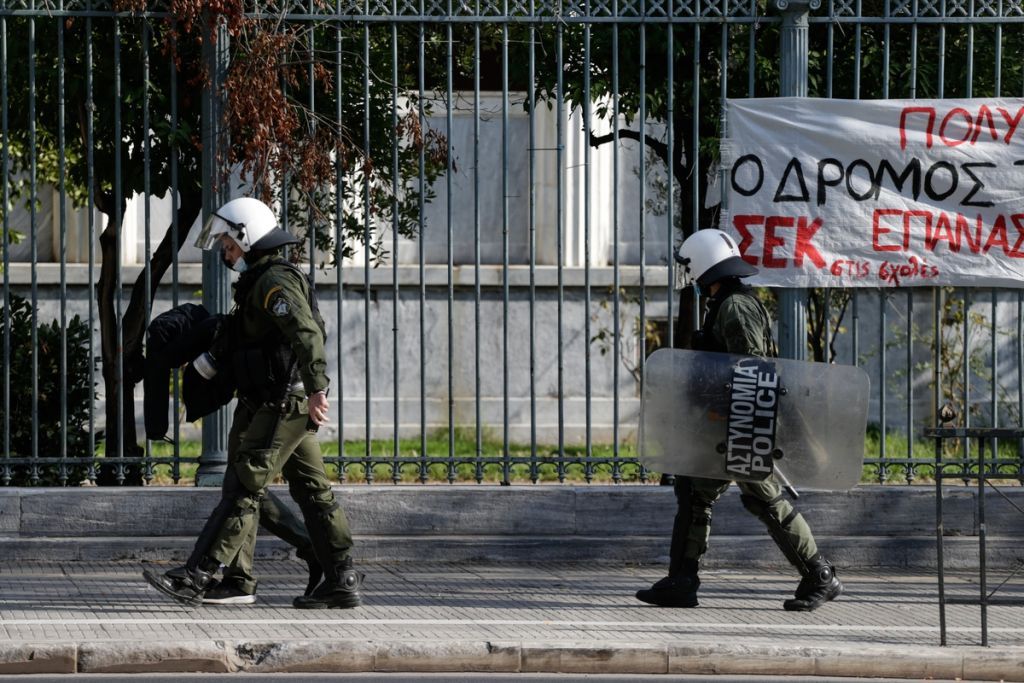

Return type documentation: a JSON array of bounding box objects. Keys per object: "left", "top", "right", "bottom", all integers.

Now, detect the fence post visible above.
[
  {"left": 774, "top": 0, "right": 817, "bottom": 361},
  {"left": 195, "top": 13, "right": 231, "bottom": 486}
]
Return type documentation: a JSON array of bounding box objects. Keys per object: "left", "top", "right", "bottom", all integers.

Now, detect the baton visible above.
[{"left": 774, "top": 463, "right": 800, "bottom": 500}]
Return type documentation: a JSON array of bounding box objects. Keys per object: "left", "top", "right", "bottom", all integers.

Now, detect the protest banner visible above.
[{"left": 720, "top": 97, "right": 1024, "bottom": 287}]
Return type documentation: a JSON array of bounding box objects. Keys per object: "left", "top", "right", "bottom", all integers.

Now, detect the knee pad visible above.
[{"left": 299, "top": 488, "right": 340, "bottom": 522}]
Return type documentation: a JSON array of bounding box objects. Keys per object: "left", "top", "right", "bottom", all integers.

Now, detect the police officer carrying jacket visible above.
[
  {"left": 635, "top": 228, "right": 842, "bottom": 612},
  {"left": 143, "top": 197, "right": 363, "bottom": 609},
  {"left": 143, "top": 303, "right": 326, "bottom": 604}
]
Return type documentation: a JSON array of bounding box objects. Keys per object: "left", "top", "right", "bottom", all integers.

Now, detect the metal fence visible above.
[{"left": 1, "top": 0, "right": 1023, "bottom": 486}]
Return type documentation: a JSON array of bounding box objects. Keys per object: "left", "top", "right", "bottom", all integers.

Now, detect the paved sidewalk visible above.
[{"left": 0, "top": 560, "right": 1022, "bottom": 678}]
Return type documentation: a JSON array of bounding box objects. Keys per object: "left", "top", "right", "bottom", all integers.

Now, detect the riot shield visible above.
[{"left": 639, "top": 348, "right": 869, "bottom": 490}]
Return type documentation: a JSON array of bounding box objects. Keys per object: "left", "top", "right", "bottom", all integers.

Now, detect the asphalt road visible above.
[{"left": 0, "top": 675, "right": 993, "bottom": 683}]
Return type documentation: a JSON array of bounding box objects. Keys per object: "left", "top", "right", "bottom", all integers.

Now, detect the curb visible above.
[{"left": 2, "top": 639, "right": 1022, "bottom": 680}]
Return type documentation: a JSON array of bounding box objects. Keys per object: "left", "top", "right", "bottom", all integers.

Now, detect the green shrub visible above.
[{"left": 0, "top": 293, "right": 99, "bottom": 485}]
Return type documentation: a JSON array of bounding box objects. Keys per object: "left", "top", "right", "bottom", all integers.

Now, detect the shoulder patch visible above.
[
  {"left": 263, "top": 285, "right": 284, "bottom": 310},
  {"left": 270, "top": 295, "right": 291, "bottom": 317}
]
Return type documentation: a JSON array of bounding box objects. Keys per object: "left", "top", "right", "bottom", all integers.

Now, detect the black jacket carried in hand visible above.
[{"left": 143, "top": 303, "right": 235, "bottom": 441}]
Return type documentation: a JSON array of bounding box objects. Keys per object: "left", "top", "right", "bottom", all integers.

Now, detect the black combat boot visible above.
[
  {"left": 635, "top": 574, "right": 700, "bottom": 608},
  {"left": 202, "top": 580, "right": 258, "bottom": 605},
  {"left": 142, "top": 560, "right": 217, "bottom": 608},
  {"left": 783, "top": 555, "right": 843, "bottom": 612},
  {"left": 292, "top": 557, "right": 364, "bottom": 609}
]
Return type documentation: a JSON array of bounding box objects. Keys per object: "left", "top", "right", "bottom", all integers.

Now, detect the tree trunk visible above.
[
  {"left": 122, "top": 193, "right": 203, "bottom": 384},
  {"left": 95, "top": 192, "right": 203, "bottom": 485}
]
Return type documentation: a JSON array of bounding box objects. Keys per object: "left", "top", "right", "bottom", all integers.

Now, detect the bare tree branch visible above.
[{"left": 589, "top": 129, "right": 669, "bottom": 165}]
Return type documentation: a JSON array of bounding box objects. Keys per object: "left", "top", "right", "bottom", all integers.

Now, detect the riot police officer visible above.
[
  {"left": 143, "top": 197, "right": 363, "bottom": 609},
  {"left": 635, "top": 228, "right": 843, "bottom": 612},
  {"left": 143, "top": 302, "right": 325, "bottom": 604}
]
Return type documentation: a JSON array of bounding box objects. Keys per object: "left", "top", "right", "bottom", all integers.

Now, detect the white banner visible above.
[{"left": 721, "top": 97, "right": 1024, "bottom": 288}]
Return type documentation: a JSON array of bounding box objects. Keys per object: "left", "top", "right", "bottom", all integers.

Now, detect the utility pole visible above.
[
  {"left": 195, "top": 12, "right": 231, "bottom": 486},
  {"left": 774, "top": 0, "right": 818, "bottom": 361}
]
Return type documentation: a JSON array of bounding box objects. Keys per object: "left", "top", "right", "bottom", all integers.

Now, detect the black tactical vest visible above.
[{"left": 225, "top": 257, "right": 327, "bottom": 403}]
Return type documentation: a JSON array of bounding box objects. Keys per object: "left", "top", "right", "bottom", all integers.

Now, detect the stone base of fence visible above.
[{"left": 1, "top": 485, "right": 1021, "bottom": 569}]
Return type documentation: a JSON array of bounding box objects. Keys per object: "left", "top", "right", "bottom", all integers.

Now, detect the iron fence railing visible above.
[{"left": 1, "top": 0, "right": 1022, "bottom": 485}]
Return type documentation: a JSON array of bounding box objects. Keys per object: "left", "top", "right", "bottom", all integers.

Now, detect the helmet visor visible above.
[{"left": 194, "top": 214, "right": 225, "bottom": 251}]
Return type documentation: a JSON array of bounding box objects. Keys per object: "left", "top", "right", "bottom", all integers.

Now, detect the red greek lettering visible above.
[
  {"left": 762, "top": 217, "right": 793, "bottom": 268},
  {"left": 872, "top": 209, "right": 904, "bottom": 252},
  {"left": 733, "top": 215, "right": 763, "bottom": 265},
  {"left": 794, "top": 217, "right": 825, "bottom": 268},
  {"left": 900, "top": 106, "right": 936, "bottom": 150},
  {"left": 998, "top": 107, "right": 1024, "bottom": 144}
]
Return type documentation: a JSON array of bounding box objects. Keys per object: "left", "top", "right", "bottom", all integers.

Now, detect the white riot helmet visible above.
[
  {"left": 194, "top": 197, "right": 299, "bottom": 253},
  {"left": 675, "top": 228, "right": 758, "bottom": 290}
]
